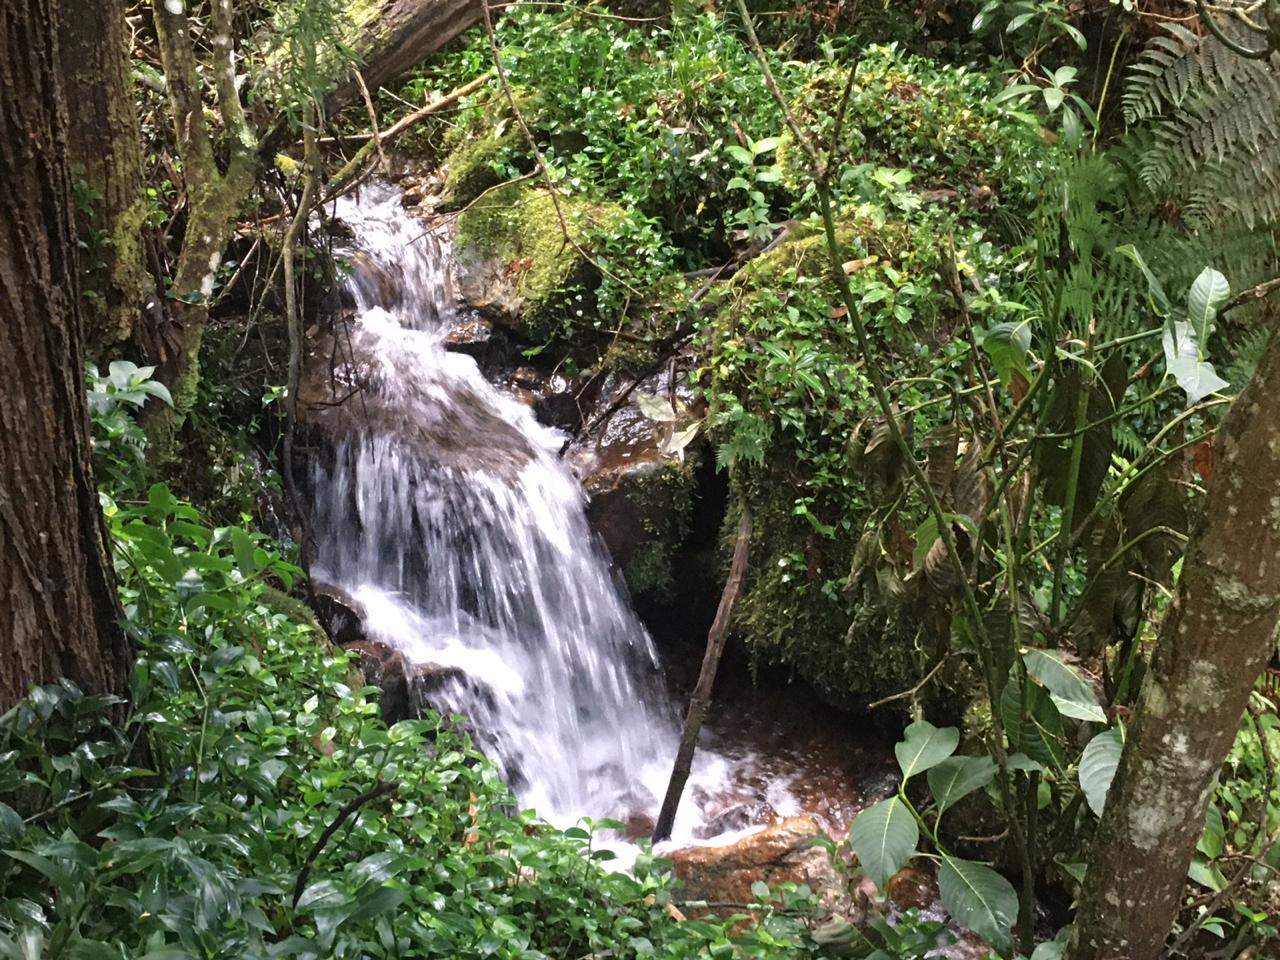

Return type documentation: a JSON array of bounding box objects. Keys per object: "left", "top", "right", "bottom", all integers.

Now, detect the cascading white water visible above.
[{"left": 308, "top": 184, "right": 731, "bottom": 836}]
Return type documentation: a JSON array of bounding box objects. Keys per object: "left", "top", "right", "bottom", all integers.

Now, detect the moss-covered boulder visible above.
[
  {"left": 453, "top": 181, "right": 621, "bottom": 344},
  {"left": 439, "top": 129, "right": 517, "bottom": 210},
  {"left": 700, "top": 210, "right": 974, "bottom": 712},
  {"left": 777, "top": 45, "right": 1045, "bottom": 213}
]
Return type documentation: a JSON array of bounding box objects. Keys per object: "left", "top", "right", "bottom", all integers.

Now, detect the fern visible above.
[{"left": 1124, "top": 18, "right": 1280, "bottom": 227}]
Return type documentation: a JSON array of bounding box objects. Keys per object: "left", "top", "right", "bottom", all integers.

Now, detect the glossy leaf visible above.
[
  {"left": 1022, "top": 649, "right": 1105, "bottom": 723},
  {"left": 928, "top": 755, "right": 997, "bottom": 813},
  {"left": 848, "top": 797, "right": 919, "bottom": 890},
  {"left": 895, "top": 720, "right": 960, "bottom": 780},
  {"left": 1079, "top": 727, "right": 1125, "bottom": 817},
  {"left": 937, "top": 855, "right": 1018, "bottom": 957}
]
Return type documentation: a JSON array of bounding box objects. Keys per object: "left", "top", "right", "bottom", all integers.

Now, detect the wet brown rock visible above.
[
  {"left": 442, "top": 314, "right": 493, "bottom": 359},
  {"left": 886, "top": 864, "right": 939, "bottom": 913},
  {"left": 297, "top": 324, "right": 535, "bottom": 477},
  {"left": 312, "top": 582, "right": 365, "bottom": 646},
  {"left": 694, "top": 795, "right": 775, "bottom": 840},
  {"left": 667, "top": 816, "right": 857, "bottom": 915},
  {"left": 346, "top": 638, "right": 414, "bottom": 724}
]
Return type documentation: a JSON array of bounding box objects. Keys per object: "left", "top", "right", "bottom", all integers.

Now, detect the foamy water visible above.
[{"left": 308, "top": 184, "right": 788, "bottom": 847}]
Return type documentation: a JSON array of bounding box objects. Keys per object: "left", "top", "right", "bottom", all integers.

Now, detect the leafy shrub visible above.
[{"left": 3, "top": 386, "right": 844, "bottom": 960}]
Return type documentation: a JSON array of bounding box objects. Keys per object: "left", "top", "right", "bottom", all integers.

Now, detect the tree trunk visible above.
[
  {"left": 1066, "top": 332, "right": 1280, "bottom": 960},
  {"left": 0, "top": 0, "right": 127, "bottom": 709},
  {"left": 57, "top": 0, "right": 146, "bottom": 352},
  {"left": 324, "top": 0, "right": 483, "bottom": 117}
]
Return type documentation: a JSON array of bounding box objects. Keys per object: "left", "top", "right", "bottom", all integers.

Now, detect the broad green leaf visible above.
[
  {"left": 138, "top": 379, "right": 174, "bottom": 408},
  {"left": 912, "top": 516, "right": 939, "bottom": 567},
  {"left": 1006, "top": 752, "right": 1043, "bottom": 773},
  {"left": 895, "top": 720, "right": 959, "bottom": 780},
  {"left": 1187, "top": 855, "right": 1227, "bottom": 891},
  {"left": 724, "top": 144, "right": 754, "bottom": 165},
  {"left": 1168, "top": 355, "right": 1229, "bottom": 406},
  {"left": 1186, "top": 267, "right": 1229, "bottom": 340},
  {"left": 2, "top": 850, "right": 71, "bottom": 888},
  {"left": 1115, "top": 244, "right": 1169, "bottom": 315},
  {"left": 751, "top": 136, "right": 782, "bottom": 155},
  {"left": 108, "top": 360, "right": 139, "bottom": 388},
  {"left": 1162, "top": 321, "right": 1229, "bottom": 405},
  {"left": 350, "top": 851, "right": 403, "bottom": 886},
  {"left": 1197, "top": 804, "right": 1224, "bottom": 859},
  {"left": 229, "top": 527, "right": 257, "bottom": 577},
  {"left": 348, "top": 885, "right": 407, "bottom": 926},
  {"left": 982, "top": 321, "right": 1031, "bottom": 386},
  {"left": 848, "top": 797, "right": 918, "bottom": 890},
  {"left": 928, "top": 755, "right": 997, "bottom": 813},
  {"left": 296, "top": 879, "right": 345, "bottom": 910},
  {"left": 1022, "top": 649, "right": 1105, "bottom": 723},
  {"left": 0, "top": 804, "right": 22, "bottom": 842},
  {"left": 1000, "top": 679, "right": 1065, "bottom": 771},
  {"left": 937, "top": 855, "right": 1018, "bottom": 957},
  {"left": 1079, "top": 726, "right": 1125, "bottom": 817}
]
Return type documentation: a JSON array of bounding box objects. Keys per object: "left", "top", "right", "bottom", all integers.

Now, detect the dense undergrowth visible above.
[
  {"left": 9, "top": 0, "right": 1280, "bottom": 956},
  {"left": 3, "top": 373, "right": 848, "bottom": 960},
  {"left": 383, "top": 3, "right": 1280, "bottom": 950}
]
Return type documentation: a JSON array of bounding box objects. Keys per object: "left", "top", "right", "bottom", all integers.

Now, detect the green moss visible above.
[
  {"left": 701, "top": 214, "right": 960, "bottom": 712},
  {"left": 725, "top": 461, "right": 934, "bottom": 712},
  {"left": 621, "top": 456, "right": 698, "bottom": 598},
  {"left": 439, "top": 130, "right": 517, "bottom": 210},
  {"left": 454, "top": 182, "right": 621, "bottom": 343},
  {"left": 776, "top": 46, "right": 1045, "bottom": 211},
  {"left": 258, "top": 585, "right": 326, "bottom": 639}
]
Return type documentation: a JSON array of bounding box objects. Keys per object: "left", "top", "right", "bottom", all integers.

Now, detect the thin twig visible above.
[
  {"left": 354, "top": 70, "right": 389, "bottom": 174},
  {"left": 867, "top": 658, "right": 948, "bottom": 711},
  {"left": 292, "top": 780, "right": 398, "bottom": 907},
  {"left": 653, "top": 507, "right": 753, "bottom": 843}
]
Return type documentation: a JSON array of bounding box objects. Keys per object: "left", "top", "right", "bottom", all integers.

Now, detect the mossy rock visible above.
[
  {"left": 701, "top": 214, "right": 968, "bottom": 713},
  {"left": 620, "top": 454, "right": 699, "bottom": 598},
  {"left": 724, "top": 460, "right": 941, "bottom": 713},
  {"left": 439, "top": 129, "right": 518, "bottom": 210},
  {"left": 453, "top": 181, "right": 622, "bottom": 344},
  {"left": 776, "top": 45, "right": 1045, "bottom": 212}
]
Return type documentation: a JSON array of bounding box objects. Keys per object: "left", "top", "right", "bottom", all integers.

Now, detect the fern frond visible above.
[{"left": 1124, "top": 18, "right": 1280, "bottom": 227}]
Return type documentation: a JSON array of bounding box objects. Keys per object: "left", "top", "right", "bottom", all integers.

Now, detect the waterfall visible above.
[{"left": 307, "top": 184, "right": 714, "bottom": 835}]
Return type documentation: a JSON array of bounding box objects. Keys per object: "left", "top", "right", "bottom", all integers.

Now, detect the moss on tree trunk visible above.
[{"left": 57, "top": 0, "right": 147, "bottom": 352}]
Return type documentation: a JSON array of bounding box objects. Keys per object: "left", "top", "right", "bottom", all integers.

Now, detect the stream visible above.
[{"left": 305, "top": 183, "right": 880, "bottom": 853}]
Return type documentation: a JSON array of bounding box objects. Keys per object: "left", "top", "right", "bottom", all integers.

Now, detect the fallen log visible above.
[{"left": 327, "top": 0, "right": 484, "bottom": 117}]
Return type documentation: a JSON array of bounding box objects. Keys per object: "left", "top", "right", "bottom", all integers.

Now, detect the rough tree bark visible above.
[
  {"left": 1066, "top": 332, "right": 1280, "bottom": 960},
  {"left": 0, "top": 0, "right": 127, "bottom": 709},
  {"left": 57, "top": 0, "right": 146, "bottom": 351}
]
